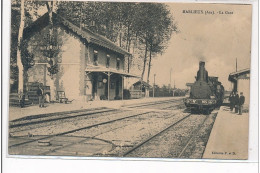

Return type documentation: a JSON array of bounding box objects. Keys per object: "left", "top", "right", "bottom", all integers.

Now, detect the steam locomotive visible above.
[{"left": 183, "top": 61, "right": 224, "bottom": 114}]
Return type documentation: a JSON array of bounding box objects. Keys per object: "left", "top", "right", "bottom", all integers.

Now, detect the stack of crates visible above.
[
  {"left": 27, "top": 82, "right": 42, "bottom": 104},
  {"left": 9, "top": 93, "right": 31, "bottom": 107}
]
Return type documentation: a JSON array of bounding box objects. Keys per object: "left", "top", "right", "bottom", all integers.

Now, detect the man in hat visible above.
[
  {"left": 239, "top": 92, "right": 245, "bottom": 115},
  {"left": 37, "top": 85, "right": 44, "bottom": 108},
  {"left": 234, "top": 91, "right": 239, "bottom": 113},
  {"left": 229, "top": 92, "right": 235, "bottom": 111}
]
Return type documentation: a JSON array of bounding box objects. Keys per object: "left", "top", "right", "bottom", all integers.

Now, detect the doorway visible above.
[
  {"left": 115, "top": 78, "right": 120, "bottom": 97},
  {"left": 92, "top": 74, "right": 97, "bottom": 99}
]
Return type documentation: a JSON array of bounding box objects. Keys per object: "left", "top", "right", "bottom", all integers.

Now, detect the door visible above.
[
  {"left": 105, "top": 77, "right": 108, "bottom": 99},
  {"left": 115, "top": 79, "right": 120, "bottom": 97},
  {"left": 92, "top": 74, "right": 97, "bottom": 98}
]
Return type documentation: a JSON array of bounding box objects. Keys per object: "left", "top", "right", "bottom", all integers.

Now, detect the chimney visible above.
[{"left": 197, "top": 61, "right": 206, "bottom": 81}]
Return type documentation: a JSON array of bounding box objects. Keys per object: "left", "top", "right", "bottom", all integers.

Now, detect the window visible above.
[
  {"left": 106, "top": 54, "right": 110, "bottom": 68},
  {"left": 116, "top": 58, "right": 120, "bottom": 70},
  {"left": 93, "top": 50, "right": 98, "bottom": 66}
]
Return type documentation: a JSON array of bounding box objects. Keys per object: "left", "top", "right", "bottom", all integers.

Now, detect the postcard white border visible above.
[{"left": 2, "top": 0, "right": 259, "bottom": 172}]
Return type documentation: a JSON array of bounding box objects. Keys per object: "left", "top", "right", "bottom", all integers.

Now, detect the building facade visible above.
[{"left": 24, "top": 12, "right": 138, "bottom": 102}]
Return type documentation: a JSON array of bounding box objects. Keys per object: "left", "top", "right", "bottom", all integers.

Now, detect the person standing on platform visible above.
[
  {"left": 229, "top": 92, "right": 235, "bottom": 111},
  {"left": 234, "top": 92, "right": 239, "bottom": 113},
  {"left": 239, "top": 92, "right": 245, "bottom": 115},
  {"left": 37, "top": 85, "right": 44, "bottom": 108}
]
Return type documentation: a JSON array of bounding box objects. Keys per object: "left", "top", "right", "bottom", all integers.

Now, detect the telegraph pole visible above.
[
  {"left": 153, "top": 74, "right": 156, "bottom": 97},
  {"left": 169, "top": 68, "right": 172, "bottom": 93}
]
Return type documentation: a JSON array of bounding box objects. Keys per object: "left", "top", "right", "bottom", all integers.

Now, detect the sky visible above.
[{"left": 148, "top": 3, "right": 252, "bottom": 90}]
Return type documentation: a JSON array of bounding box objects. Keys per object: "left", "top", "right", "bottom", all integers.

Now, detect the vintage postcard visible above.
[{"left": 8, "top": 0, "right": 252, "bottom": 160}]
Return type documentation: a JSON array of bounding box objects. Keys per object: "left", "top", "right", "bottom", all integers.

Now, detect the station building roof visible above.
[
  {"left": 132, "top": 80, "right": 152, "bottom": 88},
  {"left": 228, "top": 68, "right": 250, "bottom": 82},
  {"left": 85, "top": 66, "right": 140, "bottom": 78},
  {"left": 23, "top": 12, "right": 131, "bottom": 57}
]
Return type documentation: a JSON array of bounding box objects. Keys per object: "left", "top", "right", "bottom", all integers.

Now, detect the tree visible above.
[
  {"left": 135, "top": 3, "right": 176, "bottom": 85},
  {"left": 11, "top": 0, "right": 35, "bottom": 93},
  {"left": 16, "top": 0, "right": 25, "bottom": 95},
  {"left": 56, "top": 2, "right": 143, "bottom": 74},
  {"left": 11, "top": 0, "right": 59, "bottom": 94},
  {"left": 45, "top": 1, "right": 60, "bottom": 77}
]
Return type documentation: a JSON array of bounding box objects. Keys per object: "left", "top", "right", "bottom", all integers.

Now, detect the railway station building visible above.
[
  {"left": 228, "top": 68, "right": 250, "bottom": 106},
  {"left": 22, "top": 12, "right": 139, "bottom": 102},
  {"left": 129, "top": 80, "right": 151, "bottom": 99}
]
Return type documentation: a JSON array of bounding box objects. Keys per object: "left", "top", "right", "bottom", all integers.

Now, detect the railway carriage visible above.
[{"left": 183, "top": 61, "right": 224, "bottom": 114}]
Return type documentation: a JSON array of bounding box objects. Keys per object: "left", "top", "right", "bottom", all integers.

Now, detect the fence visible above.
[{"left": 130, "top": 90, "right": 145, "bottom": 99}]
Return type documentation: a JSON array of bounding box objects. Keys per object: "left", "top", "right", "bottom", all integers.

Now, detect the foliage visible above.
[
  {"left": 47, "top": 63, "right": 59, "bottom": 76},
  {"left": 40, "top": 26, "right": 63, "bottom": 76},
  {"left": 56, "top": 2, "right": 177, "bottom": 78},
  {"left": 10, "top": 0, "right": 47, "bottom": 87},
  {"left": 10, "top": 7, "right": 33, "bottom": 81},
  {"left": 20, "top": 40, "right": 35, "bottom": 70},
  {"left": 11, "top": 0, "right": 63, "bottom": 80},
  {"left": 135, "top": 3, "right": 176, "bottom": 83},
  {"left": 10, "top": 1, "right": 177, "bottom": 91}
]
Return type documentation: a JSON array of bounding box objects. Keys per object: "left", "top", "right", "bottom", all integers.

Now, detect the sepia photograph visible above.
[{"left": 7, "top": 0, "right": 253, "bottom": 161}]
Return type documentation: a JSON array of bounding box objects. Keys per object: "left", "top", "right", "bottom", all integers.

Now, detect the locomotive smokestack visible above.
[
  {"left": 197, "top": 61, "right": 208, "bottom": 82},
  {"left": 199, "top": 61, "right": 205, "bottom": 69}
]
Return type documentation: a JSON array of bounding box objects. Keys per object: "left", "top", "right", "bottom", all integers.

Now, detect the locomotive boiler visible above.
[{"left": 183, "top": 61, "right": 224, "bottom": 114}]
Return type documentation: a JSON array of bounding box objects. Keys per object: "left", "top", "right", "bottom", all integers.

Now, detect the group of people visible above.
[{"left": 229, "top": 91, "right": 245, "bottom": 115}]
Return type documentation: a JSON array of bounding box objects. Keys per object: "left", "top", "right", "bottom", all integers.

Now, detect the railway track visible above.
[
  {"left": 10, "top": 107, "right": 107, "bottom": 123},
  {"left": 9, "top": 109, "right": 126, "bottom": 134},
  {"left": 122, "top": 113, "right": 215, "bottom": 158},
  {"left": 10, "top": 99, "right": 184, "bottom": 134},
  {"left": 9, "top": 98, "right": 213, "bottom": 158},
  {"left": 177, "top": 114, "right": 210, "bottom": 158},
  {"left": 161, "top": 103, "right": 186, "bottom": 110},
  {"left": 9, "top": 108, "right": 187, "bottom": 156},
  {"left": 39, "top": 116, "right": 145, "bottom": 156},
  {"left": 9, "top": 110, "right": 188, "bottom": 156},
  {"left": 38, "top": 110, "right": 186, "bottom": 156},
  {"left": 123, "top": 98, "right": 182, "bottom": 109},
  {"left": 178, "top": 112, "right": 217, "bottom": 158},
  {"left": 122, "top": 113, "right": 192, "bottom": 156},
  {"left": 10, "top": 98, "right": 182, "bottom": 129},
  {"left": 9, "top": 107, "right": 116, "bottom": 128},
  {"left": 9, "top": 110, "right": 154, "bottom": 148}
]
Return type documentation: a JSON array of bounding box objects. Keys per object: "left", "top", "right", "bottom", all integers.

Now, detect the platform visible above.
[
  {"left": 203, "top": 106, "right": 249, "bottom": 159},
  {"left": 8, "top": 97, "right": 182, "bottom": 121}
]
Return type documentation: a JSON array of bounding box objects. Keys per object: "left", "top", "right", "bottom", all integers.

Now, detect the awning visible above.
[
  {"left": 229, "top": 68, "right": 250, "bottom": 76},
  {"left": 132, "top": 80, "right": 152, "bottom": 88},
  {"left": 228, "top": 68, "right": 250, "bottom": 82},
  {"left": 85, "top": 66, "right": 140, "bottom": 78}
]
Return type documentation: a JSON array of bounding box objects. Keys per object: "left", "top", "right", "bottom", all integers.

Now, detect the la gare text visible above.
[{"left": 183, "top": 10, "right": 233, "bottom": 15}]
